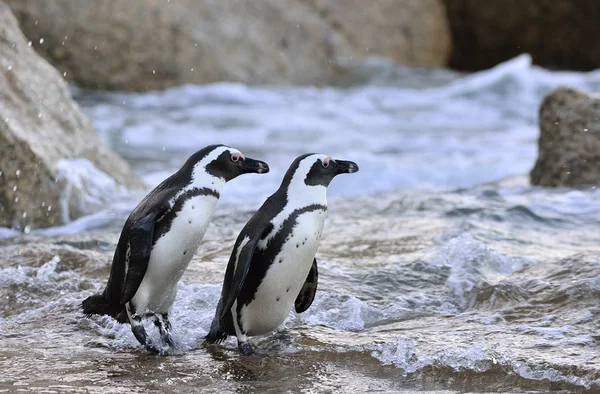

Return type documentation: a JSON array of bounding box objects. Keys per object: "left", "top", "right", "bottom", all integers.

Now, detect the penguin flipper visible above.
[
  {"left": 119, "top": 213, "right": 158, "bottom": 305},
  {"left": 295, "top": 258, "right": 319, "bottom": 313},
  {"left": 219, "top": 233, "right": 263, "bottom": 320}
]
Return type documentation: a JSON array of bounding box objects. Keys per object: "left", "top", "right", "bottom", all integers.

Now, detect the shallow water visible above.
[{"left": 1, "top": 55, "right": 600, "bottom": 392}]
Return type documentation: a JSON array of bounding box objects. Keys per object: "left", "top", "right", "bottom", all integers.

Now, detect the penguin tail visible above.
[{"left": 81, "top": 292, "right": 124, "bottom": 322}]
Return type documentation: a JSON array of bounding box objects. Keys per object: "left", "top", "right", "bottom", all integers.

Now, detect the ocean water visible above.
[{"left": 1, "top": 55, "right": 600, "bottom": 393}]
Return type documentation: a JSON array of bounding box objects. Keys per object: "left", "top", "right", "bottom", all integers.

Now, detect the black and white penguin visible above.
[
  {"left": 206, "top": 153, "right": 358, "bottom": 354},
  {"left": 82, "top": 144, "right": 269, "bottom": 354}
]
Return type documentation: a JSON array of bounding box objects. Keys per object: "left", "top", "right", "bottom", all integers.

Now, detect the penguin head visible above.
[
  {"left": 285, "top": 153, "right": 359, "bottom": 189},
  {"left": 191, "top": 145, "right": 270, "bottom": 182}
]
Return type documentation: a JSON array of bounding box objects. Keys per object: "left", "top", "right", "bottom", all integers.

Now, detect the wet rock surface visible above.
[
  {"left": 0, "top": 2, "right": 143, "bottom": 230},
  {"left": 5, "top": 0, "right": 450, "bottom": 91},
  {"left": 531, "top": 87, "right": 600, "bottom": 187}
]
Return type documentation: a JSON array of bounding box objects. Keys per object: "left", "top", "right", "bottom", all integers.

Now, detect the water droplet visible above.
[
  {"left": 584, "top": 128, "right": 589, "bottom": 132},
  {"left": 24, "top": 225, "right": 31, "bottom": 234},
  {"left": 94, "top": 46, "right": 98, "bottom": 50},
  {"left": 37, "top": 112, "right": 42, "bottom": 118},
  {"left": 15, "top": 170, "right": 20, "bottom": 177},
  {"left": 190, "top": 68, "right": 194, "bottom": 71},
  {"left": 7, "top": 65, "right": 12, "bottom": 71},
  {"left": 39, "top": 38, "right": 44, "bottom": 44},
  {"left": 14, "top": 197, "right": 19, "bottom": 203},
  {"left": 48, "top": 205, "right": 52, "bottom": 211},
  {"left": 22, "top": 212, "right": 27, "bottom": 219},
  {"left": 63, "top": 72, "right": 67, "bottom": 77},
  {"left": 152, "top": 70, "right": 156, "bottom": 74},
  {"left": 34, "top": 20, "right": 38, "bottom": 25},
  {"left": 27, "top": 41, "right": 32, "bottom": 47},
  {"left": 12, "top": 185, "right": 17, "bottom": 192},
  {"left": 41, "top": 201, "right": 45, "bottom": 207}
]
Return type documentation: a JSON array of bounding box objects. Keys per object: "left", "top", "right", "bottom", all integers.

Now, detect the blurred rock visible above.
[
  {"left": 0, "top": 2, "right": 143, "bottom": 231},
  {"left": 304, "top": 0, "right": 450, "bottom": 69},
  {"left": 5, "top": 0, "right": 450, "bottom": 91},
  {"left": 530, "top": 87, "right": 600, "bottom": 187},
  {"left": 443, "top": 0, "right": 600, "bottom": 71}
]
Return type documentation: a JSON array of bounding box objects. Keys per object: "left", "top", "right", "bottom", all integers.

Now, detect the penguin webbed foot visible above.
[
  {"left": 131, "top": 313, "right": 176, "bottom": 355},
  {"left": 238, "top": 341, "right": 267, "bottom": 357},
  {"left": 131, "top": 323, "right": 161, "bottom": 354},
  {"left": 154, "top": 313, "right": 175, "bottom": 348}
]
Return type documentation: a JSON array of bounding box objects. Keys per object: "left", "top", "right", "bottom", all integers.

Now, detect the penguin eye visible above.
[
  {"left": 322, "top": 157, "right": 333, "bottom": 168},
  {"left": 231, "top": 152, "right": 245, "bottom": 163}
]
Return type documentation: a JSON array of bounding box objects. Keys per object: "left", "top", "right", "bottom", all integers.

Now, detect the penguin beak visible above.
[
  {"left": 241, "top": 158, "right": 270, "bottom": 174},
  {"left": 334, "top": 159, "right": 359, "bottom": 175}
]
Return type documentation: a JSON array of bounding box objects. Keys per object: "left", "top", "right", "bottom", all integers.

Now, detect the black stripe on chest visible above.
[
  {"left": 237, "top": 203, "right": 327, "bottom": 308},
  {"left": 152, "top": 187, "right": 219, "bottom": 244}
]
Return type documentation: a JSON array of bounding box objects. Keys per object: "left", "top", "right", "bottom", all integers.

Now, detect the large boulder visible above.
[
  {"left": 443, "top": 0, "right": 600, "bottom": 71},
  {"left": 0, "top": 2, "right": 143, "bottom": 231},
  {"left": 304, "top": 0, "right": 450, "bottom": 69},
  {"left": 530, "top": 87, "right": 600, "bottom": 187},
  {"left": 5, "top": 0, "right": 450, "bottom": 91}
]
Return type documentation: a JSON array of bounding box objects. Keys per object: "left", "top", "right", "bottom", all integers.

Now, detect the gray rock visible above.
[
  {"left": 0, "top": 2, "right": 144, "bottom": 231},
  {"left": 306, "top": 0, "right": 450, "bottom": 69},
  {"left": 5, "top": 0, "right": 450, "bottom": 91},
  {"left": 530, "top": 87, "right": 600, "bottom": 187}
]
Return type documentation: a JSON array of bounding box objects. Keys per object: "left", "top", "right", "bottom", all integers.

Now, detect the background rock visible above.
[
  {"left": 5, "top": 0, "right": 450, "bottom": 91},
  {"left": 304, "top": 0, "right": 450, "bottom": 69},
  {"left": 530, "top": 87, "right": 600, "bottom": 187},
  {"left": 0, "top": 2, "right": 143, "bottom": 231},
  {"left": 443, "top": 0, "right": 600, "bottom": 71}
]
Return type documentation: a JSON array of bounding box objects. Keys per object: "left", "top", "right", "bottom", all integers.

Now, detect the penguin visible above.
[
  {"left": 206, "top": 153, "right": 358, "bottom": 355},
  {"left": 82, "top": 144, "right": 269, "bottom": 354}
]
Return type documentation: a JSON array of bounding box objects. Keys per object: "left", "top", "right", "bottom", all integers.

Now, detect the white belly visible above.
[
  {"left": 242, "top": 210, "right": 326, "bottom": 335},
  {"left": 132, "top": 195, "right": 218, "bottom": 313}
]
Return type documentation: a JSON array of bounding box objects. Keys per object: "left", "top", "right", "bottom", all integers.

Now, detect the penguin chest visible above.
[
  {"left": 242, "top": 209, "right": 326, "bottom": 335},
  {"left": 133, "top": 195, "right": 218, "bottom": 312}
]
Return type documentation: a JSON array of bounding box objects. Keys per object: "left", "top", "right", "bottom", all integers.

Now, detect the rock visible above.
[
  {"left": 0, "top": 2, "right": 143, "bottom": 231},
  {"left": 5, "top": 0, "right": 450, "bottom": 91},
  {"left": 443, "top": 0, "right": 600, "bottom": 71},
  {"left": 306, "top": 0, "right": 450, "bottom": 69},
  {"left": 530, "top": 87, "right": 600, "bottom": 187}
]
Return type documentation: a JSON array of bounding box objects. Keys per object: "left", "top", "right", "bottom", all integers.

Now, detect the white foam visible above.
[
  {"left": 76, "top": 55, "right": 600, "bottom": 208},
  {"left": 56, "top": 158, "right": 131, "bottom": 222}
]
